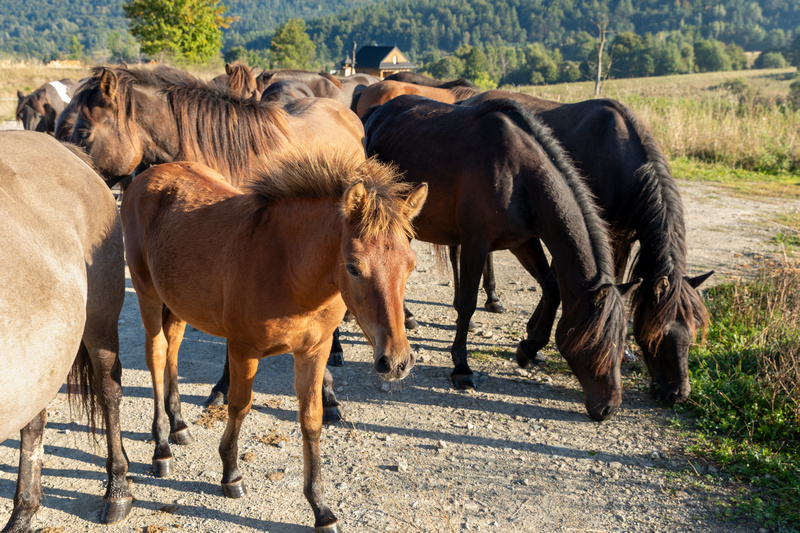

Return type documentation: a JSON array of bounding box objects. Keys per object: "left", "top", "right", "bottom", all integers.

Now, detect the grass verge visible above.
[{"left": 681, "top": 257, "right": 800, "bottom": 531}]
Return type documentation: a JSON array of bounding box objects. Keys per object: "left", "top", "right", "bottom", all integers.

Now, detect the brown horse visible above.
[
  {"left": 16, "top": 79, "right": 79, "bottom": 133},
  {"left": 121, "top": 151, "right": 427, "bottom": 533},
  {"left": 0, "top": 131, "right": 132, "bottom": 531},
  {"left": 351, "top": 79, "right": 479, "bottom": 117},
  {"left": 70, "top": 64, "right": 366, "bottom": 407},
  {"left": 459, "top": 90, "right": 713, "bottom": 404},
  {"left": 363, "top": 95, "right": 639, "bottom": 420},
  {"left": 210, "top": 62, "right": 261, "bottom": 100}
]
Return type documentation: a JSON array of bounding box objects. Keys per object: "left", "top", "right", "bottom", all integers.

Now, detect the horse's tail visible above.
[{"left": 67, "top": 341, "right": 102, "bottom": 443}]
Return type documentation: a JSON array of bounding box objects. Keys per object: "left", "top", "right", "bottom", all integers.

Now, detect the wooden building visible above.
[{"left": 339, "top": 45, "right": 415, "bottom": 79}]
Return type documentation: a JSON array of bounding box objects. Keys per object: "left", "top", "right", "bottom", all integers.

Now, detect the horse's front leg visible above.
[
  {"left": 2, "top": 409, "right": 46, "bottom": 533},
  {"left": 450, "top": 241, "right": 489, "bottom": 390},
  {"left": 162, "top": 308, "right": 193, "bottom": 445},
  {"left": 296, "top": 341, "right": 340, "bottom": 533},
  {"left": 218, "top": 344, "right": 260, "bottom": 498},
  {"left": 510, "top": 239, "right": 559, "bottom": 367}
]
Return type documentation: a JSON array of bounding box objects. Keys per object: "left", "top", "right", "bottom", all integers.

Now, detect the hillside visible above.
[{"left": 1, "top": 0, "right": 798, "bottom": 64}]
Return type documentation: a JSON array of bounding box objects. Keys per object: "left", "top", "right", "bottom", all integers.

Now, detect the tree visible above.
[
  {"left": 123, "top": 0, "right": 234, "bottom": 63},
  {"left": 754, "top": 51, "right": 788, "bottom": 69},
  {"left": 68, "top": 35, "right": 84, "bottom": 60},
  {"left": 693, "top": 39, "right": 732, "bottom": 72},
  {"left": 269, "top": 19, "right": 315, "bottom": 70}
]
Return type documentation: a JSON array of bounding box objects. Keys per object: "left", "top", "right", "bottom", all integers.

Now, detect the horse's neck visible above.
[{"left": 134, "top": 88, "right": 180, "bottom": 166}]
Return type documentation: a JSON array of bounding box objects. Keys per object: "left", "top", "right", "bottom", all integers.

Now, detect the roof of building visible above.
[{"left": 354, "top": 45, "right": 415, "bottom": 70}]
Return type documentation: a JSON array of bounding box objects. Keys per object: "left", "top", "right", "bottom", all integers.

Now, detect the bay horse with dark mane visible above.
[
  {"left": 0, "top": 131, "right": 132, "bottom": 531},
  {"left": 121, "top": 150, "right": 427, "bottom": 533},
  {"left": 352, "top": 79, "right": 479, "bottom": 117},
  {"left": 363, "top": 95, "right": 640, "bottom": 420},
  {"left": 16, "top": 79, "right": 78, "bottom": 134},
  {"left": 459, "top": 90, "right": 713, "bottom": 404}
]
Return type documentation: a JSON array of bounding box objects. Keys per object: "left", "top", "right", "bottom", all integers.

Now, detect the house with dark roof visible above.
[{"left": 339, "top": 45, "right": 415, "bottom": 79}]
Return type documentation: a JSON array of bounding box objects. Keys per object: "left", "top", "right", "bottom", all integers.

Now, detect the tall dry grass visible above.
[{"left": 513, "top": 68, "right": 800, "bottom": 174}]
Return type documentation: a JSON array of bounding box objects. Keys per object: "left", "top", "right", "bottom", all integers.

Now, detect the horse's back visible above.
[
  {"left": 282, "top": 97, "right": 366, "bottom": 156},
  {"left": 0, "top": 131, "right": 122, "bottom": 439}
]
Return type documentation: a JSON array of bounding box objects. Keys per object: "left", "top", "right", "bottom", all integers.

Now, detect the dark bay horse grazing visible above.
[
  {"left": 0, "top": 131, "right": 132, "bottom": 531},
  {"left": 16, "top": 79, "right": 78, "bottom": 133},
  {"left": 459, "top": 90, "right": 713, "bottom": 404},
  {"left": 384, "top": 71, "right": 478, "bottom": 90},
  {"left": 121, "top": 152, "right": 427, "bottom": 533},
  {"left": 70, "top": 64, "right": 367, "bottom": 408},
  {"left": 352, "top": 79, "right": 479, "bottom": 118},
  {"left": 363, "top": 95, "right": 639, "bottom": 420},
  {"left": 210, "top": 62, "right": 261, "bottom": 100}
]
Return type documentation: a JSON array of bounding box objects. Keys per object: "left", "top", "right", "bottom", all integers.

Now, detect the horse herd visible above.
[{"left": 3, "top": 63, "right": 713, "bottom": 532}]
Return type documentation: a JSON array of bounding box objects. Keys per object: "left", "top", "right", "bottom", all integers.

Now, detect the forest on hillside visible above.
[{"left": 1, "top": 0, "right": 799, "bottom": 75}]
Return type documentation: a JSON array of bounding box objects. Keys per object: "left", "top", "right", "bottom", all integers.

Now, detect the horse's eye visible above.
[{"left": 346, "top": 264, "right": 361, "bottom": 277}]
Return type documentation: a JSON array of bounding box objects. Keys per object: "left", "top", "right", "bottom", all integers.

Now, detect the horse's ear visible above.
[
  {"left": 653, "top": 276, "right": 669, "bottom": 304},
  {"left": 687, "top": 270, "right": 714, "bottom": 289},
  {"left": 403, "top": 183, "right": 428, "bottom": 221},
  {"left": 593, "top": 284, "right": 612, "bottom": 308},
  {"left": 98, "top": 68, "right": 118, "bottom": 99},
  {"left": 343, "top": 179, "right": 367, "bottom": 220},
  {"left": 17, "top": 89, "right": 24, "bottom": 100},
  {"left": 617, "top": 278, "right": 643, "bottom": 298},
  {"left": 120, "top": 61, "right": 128, "bottom": 68},
  {"left": 225, "top": 63, "right": 233, "bottom": 75}
]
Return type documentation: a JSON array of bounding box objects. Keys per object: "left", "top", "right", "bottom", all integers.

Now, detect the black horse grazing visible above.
[
  {"left": 363, "top": 95, "right": 639, "bottom": 421},
  {"left": 459, "top": 90, "right": 713, "bottom": 404}
]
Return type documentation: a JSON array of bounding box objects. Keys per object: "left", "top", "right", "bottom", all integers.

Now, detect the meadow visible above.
[{"left": 5, "top": 60, "right": 800, "bottom": 530}]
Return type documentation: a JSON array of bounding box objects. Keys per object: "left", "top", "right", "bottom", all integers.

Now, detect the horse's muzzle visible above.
[{"left": 374, "top": 352, "right": 415, "bottom": 381}]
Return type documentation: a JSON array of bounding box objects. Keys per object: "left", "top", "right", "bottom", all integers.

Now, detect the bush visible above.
[{"left": 754, "top": 51, "right": 789, "bottom": 69}]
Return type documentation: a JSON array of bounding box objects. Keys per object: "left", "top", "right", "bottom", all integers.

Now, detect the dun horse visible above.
[
  {"left": 121, "top": 151, "right": 427, "bottom": 533},
  {"left": 363, "top": 96, "right": 639, "bottom": 420},
  {"left": 459, "top": 90, "right": 713, "bottom": 403},
  {"left": 0, "top": 131, "right": 132, "bottom": 531}
]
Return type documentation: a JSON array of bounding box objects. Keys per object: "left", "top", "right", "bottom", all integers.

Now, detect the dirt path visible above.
[{"left": 1, "top": 180, "right": 795, "bottom": 533}]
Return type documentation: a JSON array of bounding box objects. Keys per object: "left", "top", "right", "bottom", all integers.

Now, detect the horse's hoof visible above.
[
  {"left": 170, "top": 427, "right": 195, "bottom": 445},
  {"left": 404, "top": 317, "right": 419, "bottom": 330},
  {"left": 467, "top": 320, "right": 476, "bottom": 333},
  {"left": 323, "top": 406, "right": 344, "bottom": 425},
  {"left": 516, "top": 342, "right": 546, "bottom": 368},
  {"left": 484, "top": 300, "right": 506, "bottom": 313},
  {"left": 451, "top": 374, "right": 476, "bottom": 390},
  {"left": 100, "top": 496, "right": 133, "bottom": 524},
  {"left": 328, "top": 352, "right": 344, "bottom": 367},
  {"left": 315, "top": 521, "right": 341, "bottom": 533},
  {"left": 222, "top": 479, "right": 247, "bottom": 498},
  {"left": 152, "top": 457, "right": 173, "bottom": 478},
  {"left": 203, "top": 390, "right": 226, "bottom": 407}
]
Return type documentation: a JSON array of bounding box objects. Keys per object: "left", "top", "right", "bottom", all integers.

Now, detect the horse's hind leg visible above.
[
  {"left": 294, "top": 342, "right": 340, "bottom": 532},
  {"left": 3, "top": 409, "right": 46, "bottom": 533},
  {"left": 510, "top": 239, "right": 560, "bottom": 367},
  {"left": 482, "top": 253, "right": 506, "bottom": 313},
  {"left": 162, "top": 308, "right": 193, "bottom": 445},
  {"left": 450, "top": 241, "right": 490, "bottom": 390},
  {"left": 204, "top": 353, "right": 229, "bottom": 407},
  {"left": 322, "top": 367, "right": 343, "bottom": 424}
]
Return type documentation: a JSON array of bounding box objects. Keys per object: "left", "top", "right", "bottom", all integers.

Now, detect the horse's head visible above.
[
  {"left": 224, "top": 63, "right": 261, "bottom": 101},
  {"left": 556, "top": 280, "right": 640, "bottom": 421},
  {"left": 633, "top": 271, "right": 713, "bottom": 405},
  {"left": 16, "top": 89, "right": 48, "bottom": 132},
  {"left": 336, "top": 171, "right": 428, "bottom": 382},
  {"left": 70, "top": 68, "right": 144, "bottom": 184}
]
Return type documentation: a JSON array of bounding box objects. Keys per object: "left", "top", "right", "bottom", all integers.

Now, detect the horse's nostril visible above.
[{"left": 375, "top": 355, "right": 391, "bottom": 374}]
